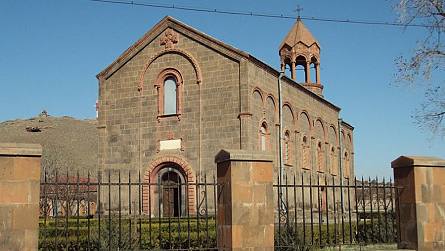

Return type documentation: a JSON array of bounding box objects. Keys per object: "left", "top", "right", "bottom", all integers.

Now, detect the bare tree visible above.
[{"left": 395, "top": 0, "right": 445, "bottom": 136}]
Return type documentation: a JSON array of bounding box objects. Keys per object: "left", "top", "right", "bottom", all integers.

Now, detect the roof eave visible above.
[
  {"left": 96, "top": 16, "right": 250, "bottom": 80},
  {"left": 247, "top": 55, "right": 341, "bottom": 112},
  {"left": 341, "top": 120, "right": 355, "bottom": 130}
]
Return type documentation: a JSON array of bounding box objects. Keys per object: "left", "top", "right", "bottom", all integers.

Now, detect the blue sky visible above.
[{"left": 1, "top": 0, "right": 443, "bottom": 177}]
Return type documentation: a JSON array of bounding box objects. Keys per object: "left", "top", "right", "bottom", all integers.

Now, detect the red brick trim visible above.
[
  {"left": 258, "top": 120, "right": 271, "bottom": 152},
  {"left": 298, "top": 110, "right": 312, "bottom": 132},
  {"left": 142, "top": 154, "right": 196, "bottom": 215},
  {"left": 155, "top": 68, "right": 183, "bottom": 118},
  {"left": 265, "top": 94, "right": 277, "bottom": 122},
  {"left": 314, "top": 117, "right": 326, "bottom": 140},
  {"left": 139, "top": 48, "right": 202, "bottom": 92},
  {"left": 282, "top": 102, "right": 295, "bottom": 126},
  {"left": 328, "top": 124, "right": 339, "bottom": 145},
  {"left": 252, "top": 87, "right": 265, "bottom": 103}
]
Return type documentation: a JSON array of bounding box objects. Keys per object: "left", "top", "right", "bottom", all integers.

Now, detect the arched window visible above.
[
  {"left": 295, "top": 55, "right": 307, "bottom": 83},
  {"left": 156, "top": 68, "right": 183, "bottom": 118},
  {"left": 284, "top": 131, "right": 291, "bottom": 165},
  {"left": 163, "top": 77, "right": 177, "bottom": 115},
  {"left": 302, "top": 135, "right": 310, "bottom": 170},
  {"left": 317, "top": 141, "right": 324, "bottom": 172},
  {"left": 260, "top": 122, "right": 268, "bottom": 151},
  {"left": 330, "top": 146, "right": 337, "bottom": 176},
  {"left": 344, "top": 152, "right": 350, "bottom": 178}
]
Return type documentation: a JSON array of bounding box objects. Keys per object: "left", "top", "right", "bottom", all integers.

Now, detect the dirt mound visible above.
[{"left": 0, "top": 115, "right": 98, "bottom": 175}]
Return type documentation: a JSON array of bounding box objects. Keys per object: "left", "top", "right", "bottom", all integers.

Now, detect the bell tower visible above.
[{"left": 279, "top": 18, "right": 323, "bottom": 97}]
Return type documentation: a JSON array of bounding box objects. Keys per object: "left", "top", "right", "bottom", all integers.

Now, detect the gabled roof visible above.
[
  {"left": 279, "top": 18, "right": 320, "bottom": 49},
  {"left": 96, "top": 16, "right": 339, "bottom": 111},
  {"left": 97, "top": 16, "right": 249, "bottom": 80}
]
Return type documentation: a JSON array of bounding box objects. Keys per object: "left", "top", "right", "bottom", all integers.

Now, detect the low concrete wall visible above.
[
  {"left": 0, "top": 143, "right": 42, "bottom": 251},
  {"left": 392, "top": 156, "right": 445, "bottom": 251},
  {"left": 215, "top": 149, "right": 274, "bottom": 251}
]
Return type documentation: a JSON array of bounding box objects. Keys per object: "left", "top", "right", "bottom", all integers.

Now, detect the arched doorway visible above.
[
  {"left": 144, "top": 156, "right": 196, "bottom": 217},
  {"left": 158, "top": 166, "right": 185, "bottom": 217}
]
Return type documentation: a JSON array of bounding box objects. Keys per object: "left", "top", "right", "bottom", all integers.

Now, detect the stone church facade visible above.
[{"left": 96, "top": 16, "right": 354, "bottom": 216}]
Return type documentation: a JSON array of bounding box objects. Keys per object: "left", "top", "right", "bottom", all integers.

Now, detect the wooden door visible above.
[{"left": 163, "top": 181, "right": 175, "bottom": 217}]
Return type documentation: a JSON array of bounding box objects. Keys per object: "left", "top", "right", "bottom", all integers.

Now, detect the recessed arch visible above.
[
  {"left": 328, "top": 125, "right": 337, "bottom": 145},
  {"left": 314, "top": 118, "right": 325, "bottom": 140},
  {"left": 266, "top": 94, "right": 277, "bottom": 110},
  {"left": 252, "top": 88, "right": 264, "bottom": 115},
  {"left": 298, "top": 111, "right": 311, "bottom": 133},
  {"left": 283, "top": 103, "right": 295, "bottom": 122},
  {"left": 139, "top": 48, "right": 203, "bottom": 91},
  {"left": 265, "top": 95, "right": 277, "bottom": 123},
  {"left": 143, "top": 154, "right": 196, "bottom": 216},
  {"left": 252, "top": 87, "right": 265, "bottom": 101},
  {"left": 341, "top": 130, "right": 346, "bottom": 146},
  {"left": 347, "top": 133, "right": 352, "bottom": 148},
  {"left": 259, "top": 120, "right": 270, "bottom": 151},
  {"left": 295, "top": 55, "right": 307, "bottom": 66}
]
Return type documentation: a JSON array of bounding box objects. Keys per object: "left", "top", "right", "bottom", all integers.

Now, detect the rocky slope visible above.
[{"left": 0, "top": 114, "right": 97, "bottom": 175}]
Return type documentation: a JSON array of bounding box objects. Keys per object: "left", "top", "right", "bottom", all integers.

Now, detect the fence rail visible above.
[
  {"left": 39, "top": 169, "right": 402, "bottom": 250},
  {"left": 39, "top": 170, "right": 218, "bottom": 250},
  {"left": 274, "top": 174, "right": 402, "bottom": 249}
]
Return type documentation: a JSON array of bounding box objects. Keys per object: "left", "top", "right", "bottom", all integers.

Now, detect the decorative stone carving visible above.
[{"left": 160, "top": 28, "right": 178, "bottom": 49}]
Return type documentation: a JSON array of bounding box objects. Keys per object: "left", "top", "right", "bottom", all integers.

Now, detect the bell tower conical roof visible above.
[
  {"left": 279, "top": 18, "right": 320, "bottom": 49},
  {"left": 279, "top": 18, "right": 324, "bottom": 97}
]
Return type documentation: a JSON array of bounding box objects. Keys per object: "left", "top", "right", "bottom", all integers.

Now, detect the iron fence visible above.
[
  {"left": 39, "top": 170, "right": 219, "bottom": 250},
  {"left": 39, "top": 169, "right": 403, "bottom": 250},
  {"left": 274, "top": 173, "right": 402, "bottom": 249}
]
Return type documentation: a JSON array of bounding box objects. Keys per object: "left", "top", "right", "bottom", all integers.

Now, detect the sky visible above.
[{"left": 1, "top": 0, "right": 443, "bottom": 177}]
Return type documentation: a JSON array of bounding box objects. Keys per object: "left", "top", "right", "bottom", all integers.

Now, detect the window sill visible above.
[{"left": 157, "top": 113, "right": 181, "bottom": 122}]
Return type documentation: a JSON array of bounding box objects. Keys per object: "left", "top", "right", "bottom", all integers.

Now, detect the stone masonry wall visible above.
[
  {"left": 392, "top": 156, "right": 445, "bottom": 251},
  {"left": 0, "top": 143, "right": 42, "bottom": 251},
  {"left": 98, "top": 22, "right": 242, "bottom": 181},
  {"left": 247, "top": 61, "right": 354, "bottom": 180}
]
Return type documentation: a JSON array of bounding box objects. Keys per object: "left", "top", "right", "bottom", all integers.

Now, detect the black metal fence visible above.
[
  {"left": 39, "top": 169, "right": 402, "bottom": 250},
  {"left": 39, "top": 170, "right": 219, "bottom": 250},
  {"left": 274, "top": 174, "right": 402, "bottom": 249}
]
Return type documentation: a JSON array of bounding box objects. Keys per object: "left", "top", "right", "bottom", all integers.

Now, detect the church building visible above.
[{"left": 96, "top": 16, "right": 354, "bottom": 216}]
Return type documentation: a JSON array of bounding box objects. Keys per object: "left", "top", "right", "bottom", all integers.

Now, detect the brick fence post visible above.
[
  {"left": 0, "top": 143, "right": 42, "bottom": 251},
  {"left": 215, "top": 149, "right": 274, "bottom": 251},
  {"left": 392, "top": 156, "right": 445, "bottom": 251}
]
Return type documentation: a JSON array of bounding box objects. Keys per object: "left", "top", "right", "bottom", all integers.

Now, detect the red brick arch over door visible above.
[{"left": 143, "top": 155, "right": 196, "bottom": 216}]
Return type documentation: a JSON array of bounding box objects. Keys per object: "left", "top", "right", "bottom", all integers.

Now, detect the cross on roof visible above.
[{"left": 295, "top": 5, "right": 303, "bottom": 18}]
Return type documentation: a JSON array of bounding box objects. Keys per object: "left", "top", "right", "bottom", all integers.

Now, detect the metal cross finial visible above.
[{"left": 295, "top": 5, "right": 303, "bottom": 18}]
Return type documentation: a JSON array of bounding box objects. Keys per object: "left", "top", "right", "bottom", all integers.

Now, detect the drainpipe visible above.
[
  {"left": 278, "top": 71, "right": 285, "bottom": 208},
  {"left": 338, "top": 118, "right": 343, "bottom": 184},
  {"left": 338, "top": 118, "right": 344, "bottom": 213}
]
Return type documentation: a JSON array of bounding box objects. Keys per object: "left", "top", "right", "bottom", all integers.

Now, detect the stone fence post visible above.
[
  {"left": 0, "top": 143, "right": 42, "bottom": 251},
  {"left": 215, "top": 149, "right": 274, "bottom": 251},
  {"left": 392, "top": 156, "right": 445, "bottom": 251}
]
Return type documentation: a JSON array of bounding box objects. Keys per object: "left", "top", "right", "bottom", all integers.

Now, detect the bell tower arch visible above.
[{"left": 279, "top": 18, "right": 324, "bottom": 97}]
